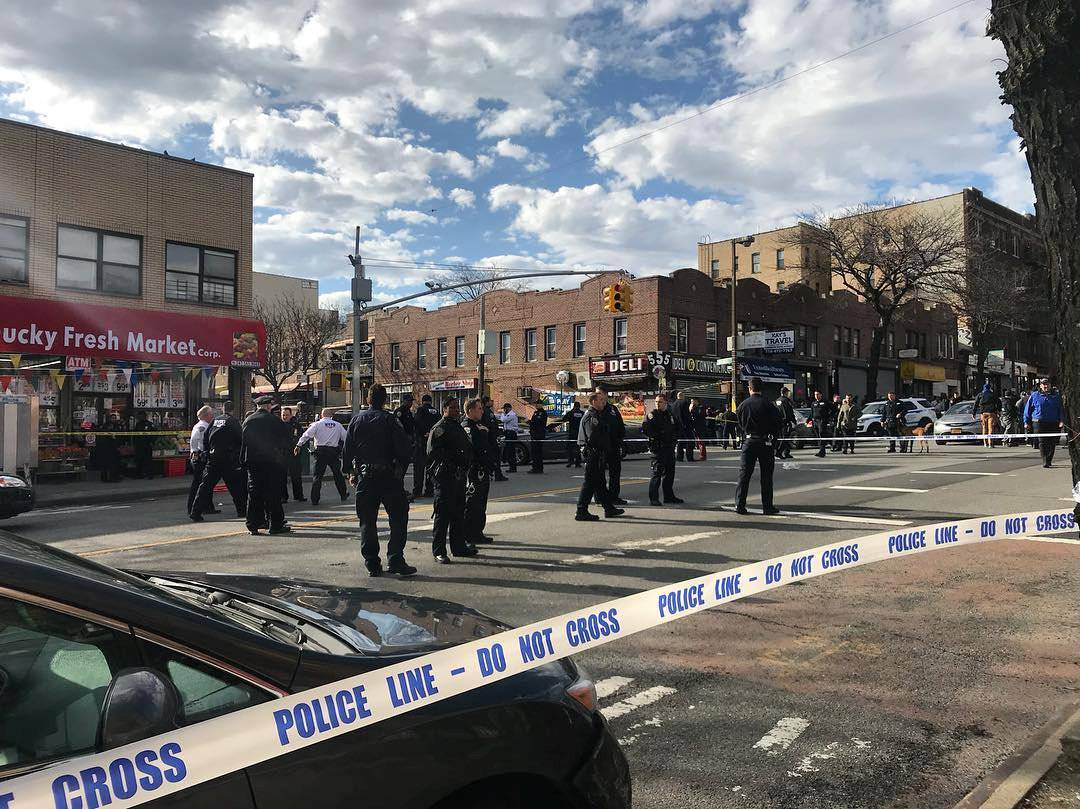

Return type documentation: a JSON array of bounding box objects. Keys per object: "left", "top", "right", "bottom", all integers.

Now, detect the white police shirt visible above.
[
  {"left": 297, "top": 417, "right": 348, "bottom": 449},
  {"left": 189, "top": 420, "right": 210, "bottom": 453},
  {"left": 499, "top": 410, "right": 520, "bottom": 432}
]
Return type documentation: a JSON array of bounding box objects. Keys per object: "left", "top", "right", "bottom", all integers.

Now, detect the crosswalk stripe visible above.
[
  {"left": 753, "top": 717, "right": 810, "bottom": 755},
  {"left": 603, "top": 686, "right": 678, "bottom": 720},
  {"left": 595, "top": 676, "right": 634, "bottom": 699},
  {"left": 830, "top": 485, "right": 929, "bottom": 493},
  {"left": 560, "top": 531, "right": 721, "bottom": 564},
  {"left": 909, "top": 470, "right": 1000, "bottom": 476}
]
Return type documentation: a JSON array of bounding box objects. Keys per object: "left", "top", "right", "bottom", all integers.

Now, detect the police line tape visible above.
[
  {"left": 3, "top": 508, "right": 1077, "bottom": 809},
  {"left": 514, "top": 431, "right": 1068, "bottom": 444}
]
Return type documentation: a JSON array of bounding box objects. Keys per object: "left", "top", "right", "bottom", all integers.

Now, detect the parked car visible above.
[
  {"left": 0, "top": 473, "right": 34, "bottom": 520},
  {"left": 933, "top": 400, "right": 979, "bottom": 444},
  {"left": 509, "top": 419, "right": 645, "bottom": 466},
  {"left": 856, "top": 398, "right": 937, "bottom": 436},
  {"left": 0, "top": 530, "right": 631, "bottom": 809}
]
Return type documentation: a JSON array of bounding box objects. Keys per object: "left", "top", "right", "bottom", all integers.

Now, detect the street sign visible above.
[
  {"left": 898, "top": 348, "right": 919, "bottom": 359},
  {"left": 987, "top": 348, "right": 1006, "bottom": 368},
  {"left": 477, "top": 329, "right": 497, "bottom": 356}
]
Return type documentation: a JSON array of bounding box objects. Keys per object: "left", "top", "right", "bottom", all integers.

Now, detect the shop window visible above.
[
  {"left": 544, "top": 326, "right": 557, "bottom": 360},
  {"left": 613, "top": 318, "right": 627, "bottom": 354},
  {"left": 524, "top": 329, "right": 537, "bottom": 362},
  {"left": 437, "top": 338, "right": 447, "bottom": 368},
  {"left": 416, "top": 340, "right": 426, "bottom": 370},
  {"left": 499, "top": 331, "right": 511, "bottom": 364},
  {"left": 454, "top": 336, "right": 466, "bottom": 368},
  {"left": 573, "top": 323, "right": 586, "bottom": 357},
  {"left": 669, "top": 316, "right": 688, "bottom": 353},
  {"left": 57, "top": 225, "right": 141, "bottom": 296},
  {"left": 0, "top": 215, "right": 28, "bottom": 283},
  {"left": 705, "top": 321, "right": 718, "bottom": 356},
  {"left": 390, "top": 343, "right": 401, "bottom": 372},
  {"left": 166, "top": 241, "right": 236, "bottom": 307}
]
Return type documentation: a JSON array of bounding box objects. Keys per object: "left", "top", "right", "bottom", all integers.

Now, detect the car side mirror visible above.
[{"left": 98, "top": 668, "right": 181, "bottom": 749}]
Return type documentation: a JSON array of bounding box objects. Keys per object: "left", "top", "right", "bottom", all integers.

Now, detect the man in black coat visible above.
[
  {"left": 393, "top": 393, "right": 417, "bottom": 494},
  {"left": 674, "top": 391, "right": 695, "bottom": 462},
  {"left": 191, "top": 401, "right": 246, "bottom": 520},
  {"left": 882, "top": 391, "right": 908, "bottom": 453},
  {"left": 412, "top": 394, "right": 439, "bottom": 498},
  {"left": 279, "top": 406, "right": 306, "bottom": 502},
  {"left": 241, "top": 396, "right": 291, "bottom": 535},
  {"left": 775, "top": 387, "right": 796, "bottom": 459},
  {"left": 734, "top": 377, "right": 784, "bottom": 515},
  {"left": 527, "top": 403, "right": 547, "bottom": 473},
  {"left": 481, "top": 396, "right": 507, "bottom": 481},
  {"left": 642, "top": 393, "right": 683, "bottom": 506},
  {"left": 343, "top": 384, "right": 415, "bottom": 577},
  {"left": 132, "top": 413, "right": 156, "bottom": 479},
  {"left": 575, "top": 392, "right": 624, "bottom": 522},
  {"left": 599, "top": 390, "right": 627, "bottom": 505},
  {"left": 463, "top": 398, "right": 495, "bottom": 546},
  {"left": 809, "top": 390, "right": 833, "bottom": 458},
  {"left": 427, "top": 399, "right": 479, "bottom": 563},
  {"left": 560, "top": 401, "right": 584, "bottom": 467}
]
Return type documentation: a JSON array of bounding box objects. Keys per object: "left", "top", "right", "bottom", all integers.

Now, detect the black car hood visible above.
[{"left": 141, "top": 571, "right": 512, "bottom": 655}]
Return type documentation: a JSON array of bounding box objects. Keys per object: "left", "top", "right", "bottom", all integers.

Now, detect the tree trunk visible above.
[
  {"left": 865, "top": 316, "right": 891, "bottom": 402},
  {"left": 975, "top": 333, "right": 989, "bottom": 390},
  {"left": 989, "top": 0, "right": 1080, "bottom": 527}
]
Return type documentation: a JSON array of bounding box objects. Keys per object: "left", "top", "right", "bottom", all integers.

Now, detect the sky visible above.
[{"left": 0, "top": 0, "right": 1032, "bottom": 310}]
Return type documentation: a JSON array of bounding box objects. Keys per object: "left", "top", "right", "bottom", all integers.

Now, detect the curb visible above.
[
  {"left": 953, "top": 700, "right": 1080, "bottom": 809},
  {"left": 36, "top": 483, "right": 192, "bottom": 509}
]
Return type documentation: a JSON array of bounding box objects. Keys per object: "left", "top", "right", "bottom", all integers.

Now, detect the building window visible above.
[
  {"left": 751, "top": 252, "right": 761, "bottom": 274},
  {"left": 455, "top": 336, "right": 466, "bottom": 367},
  {"left": 613, "top": 318, "right": 628, "bottom": 354},
  {"left": 709, "top": 259, "right": 719, "bottom": 279},
  {"left": 0, "top": 215, "right": 28, "bottom": 283},
  {"left": 776, "top": 248, "right": 785, "bottom": 270},
  {"left": 669, "top": 316, "right": 688, "bottom": 353},
  {"left": 57, "top": 225, "right": 141, "bottom": 296},
  {"left": 796, "top": 325, "right": 817, "bottom": 358},
  {"left": 544, "top": 326, "right": 557, "bottom": 360},
  {"left": 437, "top": 337, "right": 447, "bottom": 368},
  {"left": 777, "top": 281, "right": 786, "bottom": 292},
  {"left": 573, "top": 323, "right": 586, "bottom": 357},
  {"left": 390, "top": 343, "right": 401, "bottom": 372},
  {"left": 166, "top": 241, "right": 236, "bottom": 306},
  {"left": 906, "top": 330, "right": 927, "bottom": 358},
  {"left": 852, "top": 329, "right": 860, "bottom": 358},
  {"left": 937, "top": 332, "right": 956, "bottom": 359},
  {"left": 525, "top": 328, "right": 537, "bottom": 362},
  {"left": 705, "top": 321, "right": 718, "bottom": 356},
  {"left": 833, "top": 325, "right": 842, "bottom": 356},
  {"left": 886, "top": 331, "right": 895, "bottom": 357},
  {"left": 416, "top": 340, "right": 427, "bottom": 370},
  {"left": 499, "top": 331, "right": 511, "bottom": 364}
]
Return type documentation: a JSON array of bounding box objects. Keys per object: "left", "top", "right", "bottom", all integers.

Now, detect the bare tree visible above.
[
  {"left": 252, "top": 296, "right": 344, "bottom": 402},
  {"left": 784, "top": 204, "right": 967, "bottom": 401},
  {"left": 427, "top": 264, "right": 526, "bottom": 302},
  {"left": 989, "top": 0, "right": 1078, "bottom": 525}
]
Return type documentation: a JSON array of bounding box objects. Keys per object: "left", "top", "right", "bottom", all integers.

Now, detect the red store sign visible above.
[{"left": 0, "top": 295, "right": 266, "bottom": 368}]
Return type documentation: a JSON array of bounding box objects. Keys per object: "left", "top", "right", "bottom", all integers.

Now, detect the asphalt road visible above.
[{"left": 8, "top": 443, "right": 1079, "bottom": 809}]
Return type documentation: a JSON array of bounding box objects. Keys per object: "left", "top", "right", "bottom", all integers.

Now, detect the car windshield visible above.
[
  {"left": 862, "top": 403, "right": 885, "bottom": 416},
  {"left": 943, "top": 401, "right": 976, "bottom": 418}
]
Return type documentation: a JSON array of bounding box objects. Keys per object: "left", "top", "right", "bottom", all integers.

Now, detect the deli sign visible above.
[
  {"left": 590, "top": 354, "right": 649, "bottom": 378},
  {"left": 0, "top": 295, "right": 266, "bottom": 368}
]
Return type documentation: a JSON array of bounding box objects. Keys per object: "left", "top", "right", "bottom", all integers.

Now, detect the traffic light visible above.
[
  {"left": 602, "top": 285, "right": 614, "bottom": 312},
  {"left": 622, "top": 283, "right": 634, "bottom": 312},
  {"left": 611, "top": 282, "right": 624, "bottom": 312}
]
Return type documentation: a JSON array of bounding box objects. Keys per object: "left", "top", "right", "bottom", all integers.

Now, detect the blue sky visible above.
[{"left": 0, "top": 0, "right": 1031, "bottom": 310}]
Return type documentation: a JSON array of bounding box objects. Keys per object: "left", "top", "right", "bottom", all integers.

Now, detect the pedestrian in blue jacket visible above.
[{"left": 1022, "top": 379, "right": 1065, "bottom": 467}]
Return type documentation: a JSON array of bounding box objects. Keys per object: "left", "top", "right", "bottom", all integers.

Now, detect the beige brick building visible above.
[{"left": 697, "top": 223, "right": 831, "bottom": 294}]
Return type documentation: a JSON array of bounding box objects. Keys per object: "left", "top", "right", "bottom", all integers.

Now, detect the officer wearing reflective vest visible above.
[
  {"left": 426, "top": 399, "right": 479, "bottom": 563},
  {"left": 191, "top": 400, "right": 246, "bottom": 521},
  {"left": 642, "top": 392, "right": 683, "bottom": 507},
  {"left": 342, "top": 384, "right": 415, "bottom": 577}
]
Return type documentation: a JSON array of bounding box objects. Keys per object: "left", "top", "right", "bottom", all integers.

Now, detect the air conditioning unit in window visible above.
[
  {"left": 574, "top": 371, "right": 592, "bottom": 390},
  {"left": 517, "top": 386, "right": 534, "bottom": 401}
]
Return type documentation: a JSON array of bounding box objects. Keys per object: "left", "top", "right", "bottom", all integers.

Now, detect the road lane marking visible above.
[
  {"left": 830, "top": 485, "right": 929, "bottom": 493},
  {"left": 909, "top": 470, "right": 1001, "bottom": 476},
  {"left": 595, "top": 676, "right": 635, "bottom": 699},
  {"left": 772, "top": 510, "right": 911, "bottom": 526},
  {"left": 753, "top": 717, "right": 810, "bottom": 755},
  {"left": 707, "top": 480, "right": 740, "bottom": 484},
  {"left": 789, "top": 742, "right": 841, "bottom": 777},
  {"left": 560, "top": 531, "right": 721, "bottom": 564},
  {"left": 603, "top": 686, "right": 678, "bottom": 720},
  {"left": 392, "top": 509, "right": 546, "bottom": 536},
  {"left": 28, "top": 504, "right": 133, "bottom": 516}
]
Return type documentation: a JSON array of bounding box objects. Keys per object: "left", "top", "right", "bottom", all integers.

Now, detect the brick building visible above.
[{"left": 0, "top": 118, "right": 265, "bottom": 477}]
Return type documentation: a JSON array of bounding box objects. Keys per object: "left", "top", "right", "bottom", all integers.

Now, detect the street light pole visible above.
[
  {"left": 477, "top": 293, "right": 486, "bottom": 401},
  {"left": 348, "top": 226, "right": 372, "bottom": 415},
  {"left": 730, "top": 235, "right": 754, "bottom": 412}
]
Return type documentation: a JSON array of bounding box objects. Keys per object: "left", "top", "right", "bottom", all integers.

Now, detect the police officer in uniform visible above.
[
  {"left": 810, "top": 390, "right": 833, "bottom": 458},
  {"left": 463, "top": 398, "right": 494, "bottom": 545},
  {"left": 280, "top": 406, "right": 307, "bottom": 502},
  {"left": 133, "top": 413, "right": 156, "bottom": 479},
  {"left": 560, "top": 401, "right": 584, "bottom": 467},
  {"left": 527, "top": 402, "right": 547, "bottom": 473},
  {"left": 186, "top": 406, "right": 214, "bottom": 516},
  {"left": 241, "top": 396, "right": 291, "bottom": 535},
  {"left": 342, "top": 384, "right": 415, "bottom": 577},
  {"left": 883, "top": 391, "right": 908, "bottom": 453},
  {"left": 412, "top": 394, "right": 439, "bottom": 497},
  {"left": 598, "top": 389, "right": 628, "bottom": 505},
  {"left": 576, "top": 392, "right": 625, "bottom": 521},
  {"left": 775, "top": 387, "right": 796, "bottom": 459},
  {"left": 427, "top": 399, "right": 479, "bottom": 563},
  {"left": 191, "top": 401, "right": 246, "bottom": 520},
  {"left": 481, "top": 397, "right": 506, "bottom": 481},
  {"left": 295, "top": 407, "right": 349, "bottom": 505},
  {"left": 734, "top": 377, "right": 783, "bottom": 515},
  {"left": 642, "top": 393, "right": 683, "bottom": 506},
  {"left": 393, "top": 393, "right": 417, "bottom": 496}
]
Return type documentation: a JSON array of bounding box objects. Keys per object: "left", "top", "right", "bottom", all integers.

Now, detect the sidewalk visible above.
[{"left": 34, "top": 474, "right": 193, "bottom": 507}]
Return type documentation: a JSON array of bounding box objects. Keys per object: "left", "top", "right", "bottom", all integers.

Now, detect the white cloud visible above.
[
  {"left": 623, "top": 0, "right": 734, "bottom": 29},
  {"left": 494, "top": 139, "right": 531, "bottom": 161},
  {"left": 384, "top": 209, "right": 438, "bottom": 225},
  {"left": 449, "top": 188, "right": 476, "bottom": 208}
]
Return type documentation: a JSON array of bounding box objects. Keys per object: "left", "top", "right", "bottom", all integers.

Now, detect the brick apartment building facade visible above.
[{"left": 0, "top": 118, "right": 265, "bottom": 476}]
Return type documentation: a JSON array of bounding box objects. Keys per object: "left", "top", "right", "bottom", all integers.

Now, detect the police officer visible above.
[
  {"left": 527, "top": 402, "right": 547, "bottom": 473},
  {"left": 674, "top": 391, "right": 694, "bottom": 462},
  {"left": 296, "top": 407, "right": 349, "bottom": 505},
  {"left": 481, "top": 397, "right": 506, "bottom": 481},
  {"left": 576, "top": 392, "right": 625, "bottom": 522},
  {"left": 883, "top": 391, "right": 908, "bottom": 453},
  {"left": 241, "top": 396, "right": 291, "bottom": 535},
  {"left": 599, "top": 389, "right": 627, "bottom": 505},
  {"left": 810, "top": 390, "right": 833, "bottom": 458},
  {"left": 775, "top": 387, "right": 796, "bottom": 459},
  {"left": 191, "top": 401, "right": 246, "bottom": 521},
  {"left": 280, "top": 406, "right": 307, "bottom": 502},
  {"left": 186, "top": 405, "right": 214, "bottom": 516},
  {"left": 498, "top": 403, "right": 520, "bottom": 472},
  {"left": 343, "top": 384, "right": 415, "bottom": 576},
  {"left": 393, "top": 393, "right": 417, "bottom": 495},
  {"left": 733, "top": 376, "right": 783, "bottom": 515},
  {"left": 133, "top": 412, "right": 155, "bottom": 479},
  {"left": 560, "top": 400, "right": 584, "bottom": 467},
  {"left": 642, "top": 393, "right": 682, "bottom": 506},
  {"left": 463, "top": 398, "right": 494, "bottom": 545},
  {"left": 427, "top": 399, "right": 479, "bottom": 563},
  {"left": 412, "top": 394, "right": 439, "bottom": 498}
]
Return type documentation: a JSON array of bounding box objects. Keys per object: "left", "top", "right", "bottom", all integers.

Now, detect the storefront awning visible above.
[{"left": 739, "top": 360, "right": 795, "bottom": 383}]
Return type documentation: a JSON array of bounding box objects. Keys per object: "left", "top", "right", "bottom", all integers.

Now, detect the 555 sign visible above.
[{"left": 0, "top": 295, "right": 267, "bottom": 368}]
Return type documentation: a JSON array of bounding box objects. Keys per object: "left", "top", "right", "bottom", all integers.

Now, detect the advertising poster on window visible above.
[
  {"left": 537, "top": 390, "right": 576, "bottom": 416},
  {"left": 35, "top": 374, "right": 59, "bottom": 406},
  {"left": 616, "top": 393, "right": 646, "bottom": 421}
]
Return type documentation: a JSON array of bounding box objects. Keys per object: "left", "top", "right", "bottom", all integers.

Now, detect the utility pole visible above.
[
  {"left": 476, "top": 293, "right": 487, "bottom": 401},
  {"left": 348, "top": 226, "right": 372, "bottom": 415},
  {"left": 730, "top": 235, "right": 755, "bottom": 412}
]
